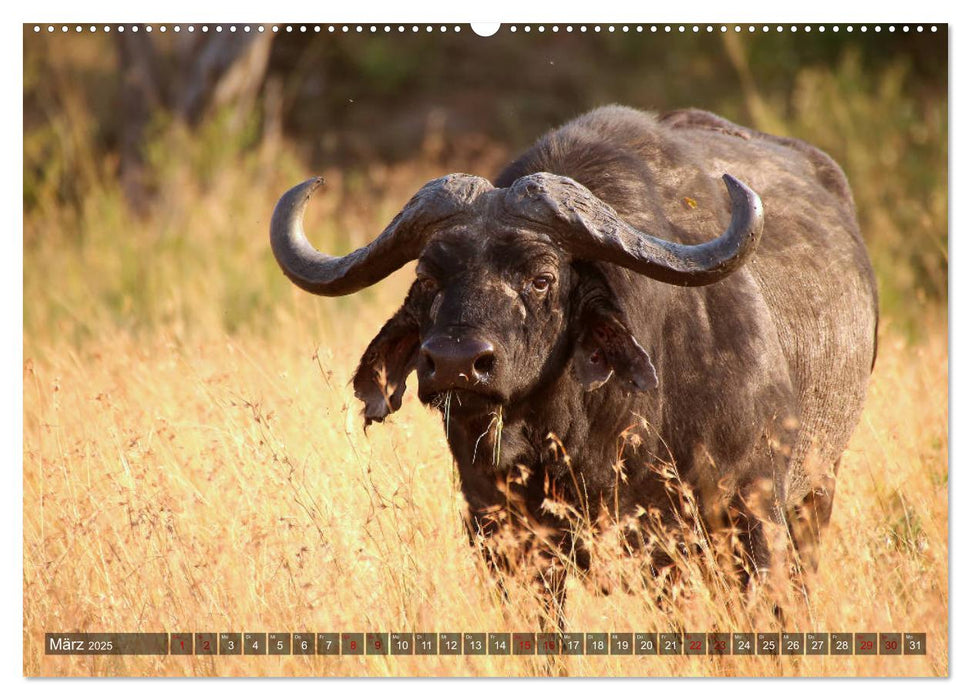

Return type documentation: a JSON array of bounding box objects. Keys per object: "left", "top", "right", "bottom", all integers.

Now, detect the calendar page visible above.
[{"left": 22, "top": 19, "right": 948, "bottom": 679}]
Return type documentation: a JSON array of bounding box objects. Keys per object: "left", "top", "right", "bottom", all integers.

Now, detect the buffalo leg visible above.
[
  {"left": 787, "top": 468, "right": 838, "bottom": 574},
  {"left": 465, "top": 507, "right": 573, "bottom": 633}
]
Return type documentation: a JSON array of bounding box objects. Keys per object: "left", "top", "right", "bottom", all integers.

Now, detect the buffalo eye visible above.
[
  {"left": 417, "top": 274, "right": 439, "bottom": 294},
  {"left": 529, "top": 274, "right": 555, "bottom": 294}
]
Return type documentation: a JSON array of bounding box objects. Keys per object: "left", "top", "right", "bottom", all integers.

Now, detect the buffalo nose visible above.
[{"left": 420, "top": 336, "right": 496, "bottom": 386}]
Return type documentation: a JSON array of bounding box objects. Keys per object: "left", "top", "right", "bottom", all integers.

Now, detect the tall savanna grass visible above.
[{"left": 23, "top": 32, "right": 947, "bottom": 676}]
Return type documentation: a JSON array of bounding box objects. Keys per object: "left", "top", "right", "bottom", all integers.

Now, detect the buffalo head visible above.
[{"left": 270, "top": 171, "right": 763, "bottom": 426}]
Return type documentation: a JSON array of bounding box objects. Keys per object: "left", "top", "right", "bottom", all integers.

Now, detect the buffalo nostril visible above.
[
  {"left": 419, "top": 348, "right": 437, "bottom": 376},
  {"left": 473, "top": 352, "right": 495, "bottom": 378},
  {"left": 420, "top": 336, "right": 496, "bottom": 387}
]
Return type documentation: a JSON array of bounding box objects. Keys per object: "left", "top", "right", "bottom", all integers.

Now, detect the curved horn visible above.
[
  {"left": 505, "top": 172, "right": 764, "bottom": 287},
  {"left": 270, "top": 174, "right": 494, "bottom": 296}
]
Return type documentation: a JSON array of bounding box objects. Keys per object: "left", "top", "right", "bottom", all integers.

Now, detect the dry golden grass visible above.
[{"left": 22, "top": 263, "right": 948, "bottom": 677}]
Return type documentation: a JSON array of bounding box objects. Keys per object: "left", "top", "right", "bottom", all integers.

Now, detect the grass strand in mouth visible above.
[{"left": 493, "top": 405, "right": 504, "bottom": 468}]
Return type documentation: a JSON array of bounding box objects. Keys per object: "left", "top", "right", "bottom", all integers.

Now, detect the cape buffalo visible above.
[{"left": 270, "top": 106, "right": 878, "bottom": 617}]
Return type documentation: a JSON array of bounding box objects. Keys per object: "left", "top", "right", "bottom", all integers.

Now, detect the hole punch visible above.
[{"left": 475, "top": 23, "right": 502, "bottom": 36}]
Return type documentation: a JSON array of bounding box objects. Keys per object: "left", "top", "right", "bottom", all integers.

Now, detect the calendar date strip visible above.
[{"left": 45, "top": 631, "right": 927, "bottom": 656}]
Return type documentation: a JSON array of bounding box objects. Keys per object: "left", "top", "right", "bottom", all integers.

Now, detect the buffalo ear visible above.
[
  {"left": 572, "top": 308, "right": 658, "bottom": 393},
  {"left": 352, "top": 309, "right": 421, "bottom": 427},
  {"left": 572, "top": 334, "right": 614, "bottom": 391}
]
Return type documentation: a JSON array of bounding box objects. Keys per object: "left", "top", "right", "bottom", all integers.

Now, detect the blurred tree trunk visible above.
[
  {"left": 116, "top": 31, "right": 167, "bottom": 214},
  {"left": 116, "top": 27, "right": 275, "bottom": 211},
  {"left": 175, "top": 32, "right": 275, "bottom": 126}
]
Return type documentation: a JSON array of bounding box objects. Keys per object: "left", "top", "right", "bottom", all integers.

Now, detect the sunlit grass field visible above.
[{"left": 23, "top": 29, "right": 948, "bottom": 676}]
